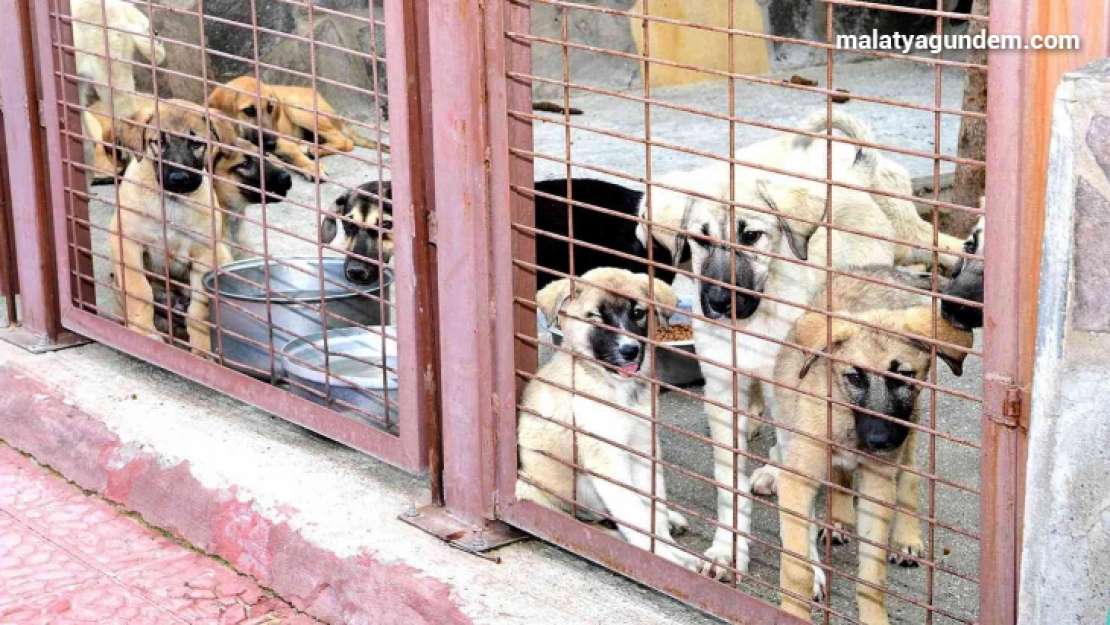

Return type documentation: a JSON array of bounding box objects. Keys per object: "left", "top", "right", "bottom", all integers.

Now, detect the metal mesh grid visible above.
[
  {"left": 45, "top": 0, "right": 417, "bottom": 455},
  {"left": 503, "top": 1, "right": 987, "bottom": 623}
]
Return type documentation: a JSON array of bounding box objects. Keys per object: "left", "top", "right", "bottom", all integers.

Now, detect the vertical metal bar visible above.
[
  {"left": 0, "top": 0, "right": 62, "bottom": 341},
  {"left": 387, "top": 0, "right": 440, "bottom": 480},
  {"left": 490, "top": 0, "right": 534, "bottom": 508},
  {"left": 427, "top": 0, "right": 495, "bottom": 523},
  {"left": 982, "top": 2, "right": 1110, "bottom": 623},
  {"left": 0, "top": 111, "right": 20, "bottom": 326}
]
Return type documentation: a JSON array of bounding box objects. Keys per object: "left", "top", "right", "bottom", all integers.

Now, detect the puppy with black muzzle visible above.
[
  {"left": 211, "top": 137, "right": 294, "bottom": 249},
  {"left": 110, "top": 99, "right": 238, "bottom": 352},
  {"left": 322, "top": 181, "right": 394, "bottom": 286},
  {"left": 941, "top": 213, "right": 985, "bottom": 331},
  {"left": 516, "top": 268, "right": 696, "bottom": 570},
  {"left": 678, "top": 175, "right": 897, "bottom": 585},
  {"left": 768, "top": 271, "right": 973, "bottom": 625}
]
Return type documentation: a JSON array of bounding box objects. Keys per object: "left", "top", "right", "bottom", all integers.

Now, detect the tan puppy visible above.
[
  {"left": 771, "top": 270, "right": 972, "bottom": 624},
  {"left": 110, "top": 99, "right": 237, "bottom": 352},
  {"left": 516, "top": 268, "right": 695, "bottom": 570},
  {"left": 208, "top": 76, "right": 387, "bottom": 181}
]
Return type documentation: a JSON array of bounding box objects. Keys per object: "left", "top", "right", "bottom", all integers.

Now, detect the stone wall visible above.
[
  {"left": 130, "top": 1, "right": 967, "bottom": 112},
  {"left": 1020, "top": 57, "right": 1110, "bottom": 625},
  {"left": 140, "top": 1, "right": 388, "bottom": 121}
]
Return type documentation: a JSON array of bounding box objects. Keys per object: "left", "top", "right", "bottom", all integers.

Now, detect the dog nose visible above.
[
  {"left": 705, "top": 286, "right": 732, "bottom": 317},
  {"left": 166, "top": 170, "right": 192, "bottom": 190},
  {"left": 864, "top": 432, "right": 897, "bottom": 452},
  {"left": 270, "top": 168, "right": 293, "bottom": 194},
  {"left": 618, "top": 342, "right": 641, "bottom": 361},
  {"left": 345, "top": 263, "right": 375, "bottom": 284}
]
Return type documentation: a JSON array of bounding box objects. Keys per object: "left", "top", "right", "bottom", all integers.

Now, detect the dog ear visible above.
[
  {"left": 670, "top": 197, "right": 699, "bottom": 267},
  {"left": 756, "top": 180, "right": 810, "bottom": 261},
  {"left": 900, "top": 307, "right": 975, "bottom": 377},
  {"left": 794, "top": 312, "right": 864, "bottom": 379},
  {"left": 117, "top": 108, "right": 156, "bottom": 159},
  {"left": 321, "top": 214, "right": 339, "bottom": 245},
  {"left": 536, "top": 278, "right": 576, "bottom": 329},
  {"left": 208, "top": 116, "right": 239, "bottom": 155},
  {"left": 634, "top": 274, "right": 676, "bottom": 328},
  {"left": 207, "top": 85, "right": 234, "bottom": 114}
]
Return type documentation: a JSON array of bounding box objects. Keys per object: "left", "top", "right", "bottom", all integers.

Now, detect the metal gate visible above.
[
  {"left": 462, "top": 0, "right": 1032, "bottom": 623},
  {"left": 27, "top": 0, "right": 435, "bottom": 472}
]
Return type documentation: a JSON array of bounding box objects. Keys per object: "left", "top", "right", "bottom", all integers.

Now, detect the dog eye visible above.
[
  {"left": 631, "top": 307, "right": 647, "bottom": 322},
  {"left": 963, "top": 239, "right": 976, "bottom": 253},
  {"left": 243, "top": 105, "right": 257, "bottom": 118},
  {"left": 741, "top": 230, "right": 764, "bottom": 246},
  {"left": 586, "top": 312, "right": 602, "bottom": 322},
  {"left": 266, "top": 103, "right": 274, "bottom": 114},
  {"left": 381, "top": 218, "right": 394, "bottom": 230},
  {"left": 843, "top": 368, "right": 866, "bottom": 388}
]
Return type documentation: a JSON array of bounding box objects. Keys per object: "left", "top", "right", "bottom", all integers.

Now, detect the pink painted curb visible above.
[{"left": 0, "top": 364, "right": 472, "bottom": 625}]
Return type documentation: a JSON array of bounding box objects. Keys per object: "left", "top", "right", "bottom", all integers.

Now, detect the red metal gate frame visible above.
[
  {"left": 26, "top": 0, "right": 433, "bottom": 474},
  {"left": 423, "top": 0, "right": 1051, "bottom": 623}
]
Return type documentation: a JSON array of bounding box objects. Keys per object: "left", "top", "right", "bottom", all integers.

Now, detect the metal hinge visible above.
[{"left": 996, "top": 385, "right": 1022, "bottom": 429}]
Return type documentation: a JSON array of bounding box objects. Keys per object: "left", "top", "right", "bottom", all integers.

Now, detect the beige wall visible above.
[{"left": 629, "top": 0, "right": 770, "bottom": 88}]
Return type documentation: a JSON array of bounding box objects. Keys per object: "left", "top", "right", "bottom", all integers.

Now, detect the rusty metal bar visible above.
[
  {"left": 428, "top": 0, "right": 497, "bottom": 523},
  {"left": 0, "top": 0, "right": 63, "bottom": 344},
  {"left": 0, "top": 106, "right": 20, "bottom": 327}
]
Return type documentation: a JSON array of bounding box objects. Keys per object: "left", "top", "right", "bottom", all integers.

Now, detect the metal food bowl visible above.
[
  {"left": 203, "top": 257, "right": 394, "bottom": 380},
  {"left": 281, "top": 327, "right": 399, "bottom": 432},
  {"left": 541, "top": 297, "right": 704, "bottom": 388}
]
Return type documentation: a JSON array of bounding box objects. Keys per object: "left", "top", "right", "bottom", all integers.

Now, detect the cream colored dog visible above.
[
  {"left": 73, "top": 0, "right": 165, "bottom": 181},
  {"left": 516, "top": 268, "right": 695, "bottom": 570},
  {"left": 636, "top": 110, "right": 965, "bottom": 272}
]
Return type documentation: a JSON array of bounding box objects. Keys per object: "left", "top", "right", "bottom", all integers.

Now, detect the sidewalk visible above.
[{"left": 0, "top": 443, "right": 317, "bottom": 625}]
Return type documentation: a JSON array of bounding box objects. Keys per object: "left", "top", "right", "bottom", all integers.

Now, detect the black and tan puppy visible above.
[
  {"left": 769, "top": 270, "right": 973, "bottom": 625},
  {"left": 212, "top": 138, "right": 294, "bottom": 248},
  {"left": 322, "top": 180, "right": 395, "bottom": 286},
  {"left": 111, "top": 99, "right": 237, "bottom": 352},
  {"left": 208, "top": 76, "right": 387, "bottom": 181}
]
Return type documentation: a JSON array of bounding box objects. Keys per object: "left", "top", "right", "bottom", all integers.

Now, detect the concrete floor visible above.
[{"left": 77, "top": 52, "right": 982, "bottom": 624}]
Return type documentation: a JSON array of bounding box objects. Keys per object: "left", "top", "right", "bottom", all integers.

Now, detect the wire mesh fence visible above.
[
  {"left": 499, "top": 1, "right": 987, "bottom": 623},
  {"left": 40, "top": 0, "right": 427, "bottom": 468}
]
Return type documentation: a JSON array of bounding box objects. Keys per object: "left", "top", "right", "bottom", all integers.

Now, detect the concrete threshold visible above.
[{"left": 0, "top": 340, "right": 720, "bottom": 625}]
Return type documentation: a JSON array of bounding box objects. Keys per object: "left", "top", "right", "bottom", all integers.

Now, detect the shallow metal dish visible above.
[
  {"left": 203, "top": 257, "right": 394, "bottom": 380},
  {"left": 282, "top": 327, "right": 399, "bottom": 433}
]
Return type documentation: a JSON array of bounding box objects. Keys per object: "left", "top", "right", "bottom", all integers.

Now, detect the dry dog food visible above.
[{"left": 655, "top": 324, "right": 693, "bottom": 343}]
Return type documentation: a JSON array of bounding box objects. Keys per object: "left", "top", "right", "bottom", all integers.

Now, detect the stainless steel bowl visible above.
[
  {"left": 540, "top": 298, "right": 704, "bottom": 388},
  {"left": 282, "top": 327, "right": 399, "bottom": 433},
  {"left": 203, "top": 257, "right": 394, "bottom": 380}
]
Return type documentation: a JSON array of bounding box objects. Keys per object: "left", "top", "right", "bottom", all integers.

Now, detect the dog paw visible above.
[
  {"left": 812, "top": 565, "right": 828, "bottom": 602},
  {"left": 817, "top": 522, "right": 851, "bottom": 546},
  {"left": 667, "top": 510, "right": 690, "bottom": 537},
  {"left": 658, "top": 545, "right": 698, "bottom": 572},
  {"left": 698, "top": 542, "right": 747, "bottom": 582},
  {"left": 750, "top": 466, "right": 778, "bottom": 496},
  {"left": 888, "top": 543, "right": 923, "bottom": 568}
]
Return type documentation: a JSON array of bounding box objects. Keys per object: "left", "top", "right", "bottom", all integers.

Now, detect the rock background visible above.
[
  {"left": 130, "top": 0, "right": 968, "bottom": 111},
  {"left": 138, "top": 0, "right": 388, "bottom": 122}
]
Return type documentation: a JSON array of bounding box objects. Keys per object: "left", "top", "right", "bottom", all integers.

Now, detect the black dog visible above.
[{"left": 323, "top": 178, "right": 677, "bottom": 289}]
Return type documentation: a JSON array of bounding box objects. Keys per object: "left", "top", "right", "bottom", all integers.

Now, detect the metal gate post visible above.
[
  {"left": 425, "top": 0, "right": 498, "bottom": 524},
  {"left": 0, "top": 0, "right": 83, "bottom": 351},
  {"left": 982, "top": 2, "right": 1110, "bottom": 624}
]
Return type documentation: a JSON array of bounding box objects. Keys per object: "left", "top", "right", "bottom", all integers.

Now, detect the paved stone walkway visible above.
[{"left": 0, "top": 444, "right": 317, "bottom": 624}]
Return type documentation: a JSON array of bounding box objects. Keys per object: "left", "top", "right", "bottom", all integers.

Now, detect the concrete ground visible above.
[
  {"left": 0, "top": 443, "right": 318, "bottom": 624},
  {"left": 73, "top": 51, "right": 982, "bottom": 624}
]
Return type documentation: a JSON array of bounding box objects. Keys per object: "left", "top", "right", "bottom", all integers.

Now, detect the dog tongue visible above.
[{"left": 619, "top": 363, "right": 640, "bottom": 377}]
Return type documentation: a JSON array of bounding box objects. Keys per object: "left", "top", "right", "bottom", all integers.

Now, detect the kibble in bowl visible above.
[{"left": 655, "top": 323, "right": 693, "bottom": 343}]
